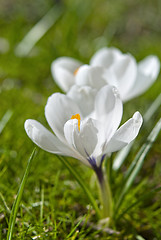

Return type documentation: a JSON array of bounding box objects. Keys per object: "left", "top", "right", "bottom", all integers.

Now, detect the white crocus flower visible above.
[
  {"left": 51, "top": 47, "right": 160, "bottom": 102},
  {"left": 90, "top": 47, "right": 160, "bottom": 101},
  {"left": 25, "top": 85, "right": 143, "bottom": 170}
]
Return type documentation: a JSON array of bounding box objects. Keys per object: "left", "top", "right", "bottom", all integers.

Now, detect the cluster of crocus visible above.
[{"left": 25, "top": 46, "right": 160, "bottom": 220}]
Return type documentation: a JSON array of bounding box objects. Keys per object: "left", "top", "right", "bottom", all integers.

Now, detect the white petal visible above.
[
  {"left": 94, "top": 85, "right": 123, "bottom": 144},
  {"left": 104, "top": 112, "right": 143, "bottom": 153},
  {"left": 24, "top": 119, "right": 74, "bottom": 156},
  {"left": 90, "top": 47, "right": 122, "bottom": 67},
  {"left": 64, "top": 119, "right": 78, "bottom": 147},
  {"left": 138, "top": 55, "right": 160, "bottom": 79},
  {"left": 112, "top": 54, "right": 137, "bottom": 98},
  {"left": 78, "top": 118, "right": 98, "bottom": 157},
  {"left": 123, "top": 55, "right": 160, "bottom": 101},
  {"left": 67, "top": 85, "right": 96, "bottom": 117},
  {"left": 65, "top": 118, "right": 98, "bottom": 158},
  {"left": 51, "top": 57, "right": 82, "bottom": 92},
  {"left": 64, "top": 119, "right": 92, "bottom": 167},
  {"left": 45, "top": 93, "right": 81, "bottom": 142},
  {"left": 64, "top": 118, "right": 98, "bottom": 166},
  {"left": 51, "top": 66, "right": 75, "bottom": 92},
  {"left": 75, "top": 65, "right": 106, "bottom": 89},
  {"left": 102, "top": 68, "right": 119, "bottom": 89}
]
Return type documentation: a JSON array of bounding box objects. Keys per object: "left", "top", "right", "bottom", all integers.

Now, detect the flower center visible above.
[
  {"left": 71, "top": 114, "right": 81, "bottom": 131},
  {"left": 73, "top": 67, "right": 79, "bottom": 76}
]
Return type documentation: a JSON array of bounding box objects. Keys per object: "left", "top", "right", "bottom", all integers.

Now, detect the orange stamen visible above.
[
  {"left": 71, "top": 114, "right": 81, "bottom": 131},
  {"left": 73, "top": 67, "right": 80, "bottom": 76}
]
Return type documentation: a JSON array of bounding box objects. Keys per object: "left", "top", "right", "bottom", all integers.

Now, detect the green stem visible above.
[
  {"left": 107, "top": 154, "right": 113, "bottom": 185},
  {"left": 95, "top": 167, "right": 113, "bottom": 220}
]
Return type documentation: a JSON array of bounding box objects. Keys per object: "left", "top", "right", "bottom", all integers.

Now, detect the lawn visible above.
[{"left": 0, "top": 0, "right": 161, "bottom": 239}]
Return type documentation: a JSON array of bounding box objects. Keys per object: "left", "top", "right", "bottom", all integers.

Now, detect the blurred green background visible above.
[{"left": 0, "top": 0, "right": 161, "bottom": 239}]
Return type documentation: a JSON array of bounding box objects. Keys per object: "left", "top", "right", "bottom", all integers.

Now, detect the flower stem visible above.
[{"left": 95, "top": 167, "right": 113, "bottom": 220}]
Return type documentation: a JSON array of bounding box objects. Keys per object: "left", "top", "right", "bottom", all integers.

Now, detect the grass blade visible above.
[
  {"left": 0, "top": 110, "right": 13, "bottom": 134},
  {"left": 7, "top": 148, "right": 37, "bottom": 240},
  {"left": 113, "top": 93, "right": 161, "bottom": 171},
  {"left": 125, "top": 118, "right": 161, "bottom": 180},
  {"left": 116, "top": 186, "right": 161, "bottom": 221},
  {"left": 15, "top": 5, "right": 63, "bottom": 57},
  {"left": 40, "top": 184, "right": 44, "bottom": 222},
  {"left": 0, "top": 192, "right": 11, "bottom": 214},
  {"left": 66, "top": 215, "right": 85, "bottom": 239},
  {"left": 56, "top": 155, "right": 101, "bottom": 218},
  {"left": 143, "top": 93, "right": 161, "bottom": 122},
  {"left": 115, "top": 118, "right": 161, "bottom": 214}
]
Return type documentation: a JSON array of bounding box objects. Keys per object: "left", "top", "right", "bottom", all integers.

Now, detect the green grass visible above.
[{"left": 0, "top": 0, "right": 161, "bottom": 239}]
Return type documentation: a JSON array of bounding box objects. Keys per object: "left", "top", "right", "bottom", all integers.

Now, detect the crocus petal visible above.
[
  {"left": 102, "top": 68, "right": 119, "bottom": 88},
  {"left": 64, "top": 118, "right": 98, "bottom": 165},
  {"left": 90, "top": 47, "right": 122, "bottom": 68},
  {"left": 64, "top": 119, "right": 77, "bottom": 147},
  {"left": 138, "top": 55, "right": 160, "bottom": 79},
  {"left": 67, "top": 85, "right": 96, "bottom": 117},
  {"left": 104, "top": 112, "right": 143, "bottom": 153},
  {"left": 64, "top": 119, "right": 92, "bottom": 167},
  {"left": 123, "top": 56, "right": 160, "bottom": 101},
  {"left": 24, "top": 119, "right": 75, "bottom": 156},
  {"left": 51, "top": 57, "right": 82, "bottom": 92},
  {"left": 112, "top": 54, "right": 137, "bottom": 98},
  {"left": 45, "top": 93, "right": 81, "bottom": 143},
  {"left": 94, "top": 85, "right": 123, "bottom": 144},
  {"left": 77, "top": 118, "right": 98, "bottom": 157},
  {"left": 75, "top": 65, "right": 106, "bottom": 89}
]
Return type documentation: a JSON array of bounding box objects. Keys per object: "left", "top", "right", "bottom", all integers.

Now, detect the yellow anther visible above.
[
  {"left": 73, "top": 67, "right": 80, "bottom": 76},
  {"left": 71, "top": 114, "right": 81, "bottom": 131}
]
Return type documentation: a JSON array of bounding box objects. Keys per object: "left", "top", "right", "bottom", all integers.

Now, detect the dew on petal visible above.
[{"left": 112, "top": 86, "right": 120, "bottom": 98}]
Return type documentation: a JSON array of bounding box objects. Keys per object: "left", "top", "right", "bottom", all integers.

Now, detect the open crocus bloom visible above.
[
  {"left": 90, "top": 47, "right": 160, "bottom": 101},
  {"left": 25, "top": 85, "right": 143, "bottom": 169},
  {"left": 51, "top": 47, "right": 160, "bottom": 102}
]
